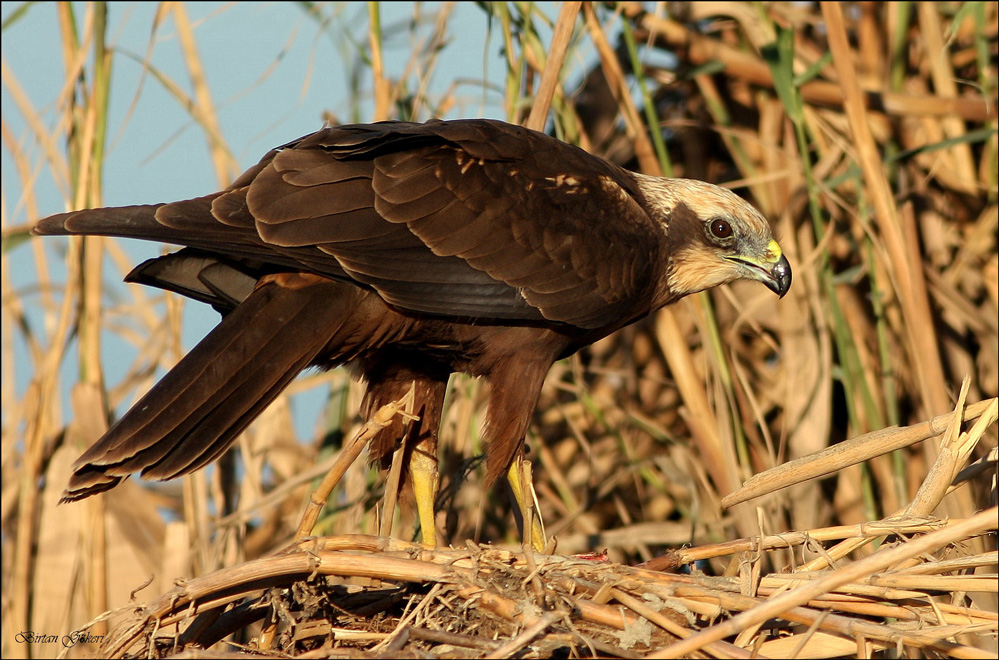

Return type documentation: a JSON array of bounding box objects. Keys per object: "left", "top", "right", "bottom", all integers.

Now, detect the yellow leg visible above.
[
  {"left": 410, "top": 446, "right": 439, "bottom": 548},
  {"left": 507, "top": 457, "right": 547, "bottom": 552}
]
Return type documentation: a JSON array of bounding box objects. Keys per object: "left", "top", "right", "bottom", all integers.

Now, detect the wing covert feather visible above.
[{"left": 242, "top": 120, "right": 661, "bottom": 328}]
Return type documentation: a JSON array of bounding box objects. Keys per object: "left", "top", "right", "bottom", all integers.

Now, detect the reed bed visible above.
[{"left": 2, "top": 2, "right": 996, "bottom": 658}]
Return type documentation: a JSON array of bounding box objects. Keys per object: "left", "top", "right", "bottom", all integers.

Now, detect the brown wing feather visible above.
[
  {"left": 61, "top": 274, "right": 362, "bottom": 501},
  {"left": 237, "top": 120, "right": 662, "bottom": 328}
]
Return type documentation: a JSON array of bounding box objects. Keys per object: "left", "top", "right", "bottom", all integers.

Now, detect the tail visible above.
[
  {"left": 61, "top": 273, "right": 353, "bottom": 501},
  {"left": 36, "top": 203, "right": 182, "bottom": 243},
  {"left": 33, "top": 196, "right": 269, "bottom": 260}
]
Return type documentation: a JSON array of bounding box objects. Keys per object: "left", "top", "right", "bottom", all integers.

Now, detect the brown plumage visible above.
[{"left": 34, "top": 119, "right": 790, "bottom": 530}]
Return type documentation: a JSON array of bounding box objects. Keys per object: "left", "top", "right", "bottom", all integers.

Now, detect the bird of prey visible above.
[{"left": 34, "top": 118, "right": 791, "bottom": 548}]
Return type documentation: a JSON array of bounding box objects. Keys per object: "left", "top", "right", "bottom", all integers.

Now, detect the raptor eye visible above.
[{"left": 709, "top": 218, "right": 733, "bottom": 240}]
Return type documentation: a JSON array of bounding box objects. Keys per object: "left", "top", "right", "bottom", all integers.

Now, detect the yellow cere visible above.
[{"left": 766, "top": 239, "right": 783, "bottom": 263}]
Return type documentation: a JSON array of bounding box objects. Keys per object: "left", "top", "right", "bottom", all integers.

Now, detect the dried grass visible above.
[{"left": 3, "top": 2, "right": 996, "bottom": 657}]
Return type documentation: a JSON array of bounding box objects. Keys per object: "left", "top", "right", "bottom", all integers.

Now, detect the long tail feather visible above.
[{"left": 61, "top": 274, "right": 354, "bottom": 501}]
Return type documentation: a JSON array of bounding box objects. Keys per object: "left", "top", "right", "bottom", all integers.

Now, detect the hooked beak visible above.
[
  {"left": 728, "top": 243, "right": 792, "bottom": 299},
  {"left": 764, "top": 253, "right": 792, "bottom": 298}
]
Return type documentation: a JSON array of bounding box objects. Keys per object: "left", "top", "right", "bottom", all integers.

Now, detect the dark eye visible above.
[{"left": 709, "top": 218, "right": 733, "bottom": 240}]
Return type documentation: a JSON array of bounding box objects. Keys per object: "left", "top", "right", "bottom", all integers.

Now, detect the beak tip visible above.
[{"left": 771, "top": 255, "right": 792, "bottom": 299}]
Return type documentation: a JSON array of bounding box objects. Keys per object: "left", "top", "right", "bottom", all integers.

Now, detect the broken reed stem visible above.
[
  {"left": 367, "top": 2, "right": 390, "bottom": 121},
  {"left": 379, "top": 383, "right": 417, "bottom": 540},
  {"left": 296, "top": 388, "right": 417, "bottom": 539},
  {"left": 608, "top": 587, "right": 754, "bottom": 659},
  {"left": 723, "top": 397, "right": 996, "bottom": 507},
  {"left": 524, "top": 1, "right": 580, "bottom": 132},
  {"left": 651, "top": 507, "right": 997, "bottom": 658},
  {"left": 646, "top": 517, "right": 952, "bottom": 567},
  {"left": 582, "top": 2, "right": 660, "bottom": 174}
]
